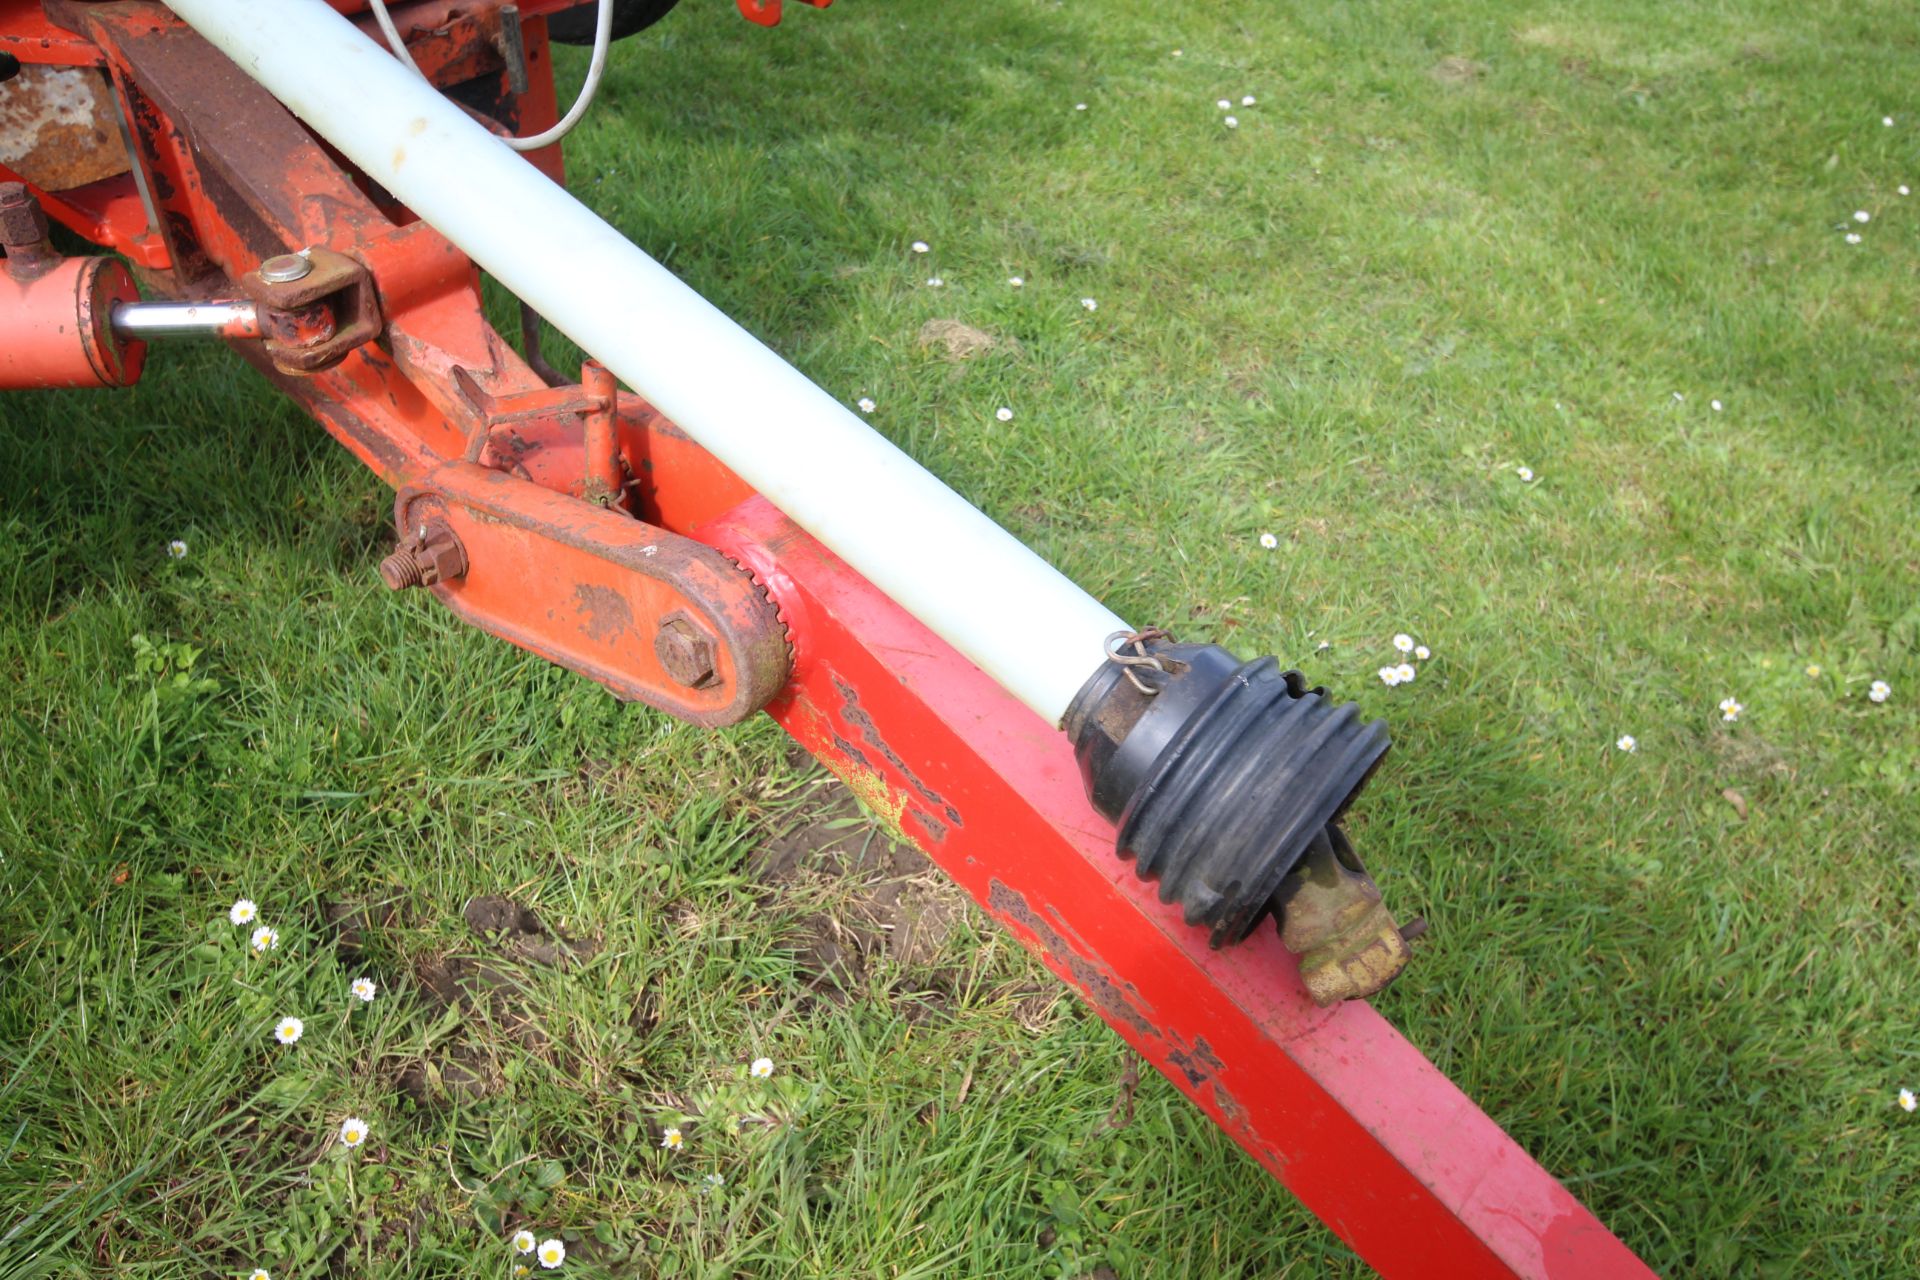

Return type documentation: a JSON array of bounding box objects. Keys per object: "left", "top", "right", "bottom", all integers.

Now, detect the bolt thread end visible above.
[{"left": 379, "top": 550, "right": 426, "bottom": 591}]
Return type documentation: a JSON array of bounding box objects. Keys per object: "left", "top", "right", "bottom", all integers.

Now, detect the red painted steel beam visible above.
[{"left": 701, "top": 496, "right": 1657, "bottom": 1279}]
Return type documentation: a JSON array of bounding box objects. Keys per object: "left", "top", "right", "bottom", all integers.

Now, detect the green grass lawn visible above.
[{"left": 4, "top": 0, "right": 1919, "bottom": 1275}]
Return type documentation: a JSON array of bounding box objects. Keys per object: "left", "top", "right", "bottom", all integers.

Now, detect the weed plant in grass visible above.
[{"left": 3, "top": 0, "right": 1919, "bottom": 1276}]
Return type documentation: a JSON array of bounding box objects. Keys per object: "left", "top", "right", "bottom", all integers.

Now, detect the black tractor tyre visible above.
[{"left": 547, "top": 0, "right": 682, "bottom": 44}]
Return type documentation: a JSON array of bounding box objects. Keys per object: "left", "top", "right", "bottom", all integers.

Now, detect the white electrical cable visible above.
[{"left": 365, "top": 0, "right": 614, "bottom": 152}]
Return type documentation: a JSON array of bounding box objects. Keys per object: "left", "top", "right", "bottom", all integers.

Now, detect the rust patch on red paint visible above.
[
  {"left": 829, "top": 732, "right": 870, "bottom": 771},
  {"left": 0, "top": 64, "right": 127, "bottom": 190},
  {"left": 833, "top": 676, "right": 963, "bottom": 829},
  {"left": 1211, "top": 1080, "right": 1248, "bottom": 1129},
  {"left": 1166, "top": 1046, "right": 1210, "bottom": 1088},
  {"left": 570, "top": 582, "right": 632, "bottom": 644},
  {"left": 987, "top": 880, "right": 1251, "bottom": 1131},
  {"left": 987, "top": 878, "right": 1157, "bottom": 1040},
  {"left": 909, "top": 807, "right": 949, "bottom": 844}
]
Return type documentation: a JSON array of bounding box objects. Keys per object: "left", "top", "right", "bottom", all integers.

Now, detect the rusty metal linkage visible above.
[
  {"left": 237, "top": 246, "right": 377, "bottom": 374},
  {"left": 391, "top": 464, "right": 791, "bottom": 727}
]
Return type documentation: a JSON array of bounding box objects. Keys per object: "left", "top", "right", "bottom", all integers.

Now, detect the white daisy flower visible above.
[
  {"left": 750, "top": 1057, "right": 775, "bottom": 1079},
  {"left": 1414, "top": 645, "right": 1431, "bottom": 661},
  {"left": 925, "top": 277, "right": 943, "bottom": 288},
  {"left": 1394, "top": 663, "right": 1416, "bottom": 684},
  {"left": 229, "top": 898, "right": 258, "bottom": 926},
  {"left": 1392, "top": 633, "right": 1414, "bottom": 654},
  {"left": 513, "top": 1230, "right": 537, "bottom": 1254},
  {"left": 1902, "top": 1088, "right": 1917, "bottom": 1112},
  {"left": 1805, "top": 664, "right": 1822, "bottom": 678},
  {"left": 1616, "top": 734, "right": 1637, "bottom": 753},
  {"left": 1884, "top": 116, "right": 1895, "bottom": 127},
  {"left": 856, "top": 397, "right": 876, "bottom": 414},
  {"left": 1378, "top": 666, "right": 1402, "bottom": 687},
  {"left": 1515, "top": 466, "right": 1534, "bottom": 483},
  {"left": 248, "top": 1270, "right": 271, "bottom": 1280},
  {"left": 250, "top": 926, "right": 279, "bottom": 954},
  {"left": 661, "top": 1127, "right": 684, "bottom": 1150},
  {"left": 1900, "top": 185, "right": 1911, "bottom": 197},
  {"left": 1080, "top": 297, "right": 1098, "bottom": 311},
  {"left": 537, "top": 1238, "right": 566, "bottom": 1269},
  {"left": 338, "top": 1117, "right": 369, "bottom": 1148},
  {"left": 273, "top": 1016, "right": 304, "bottom": 1045},
  {"left": 1710, "top": 399, "right": 1723, "bottom": 412},
  {"left": 1242, "top": 95, "right": 1256, "bottom": 106},
  {"left": 1869, "top": 680, "right": 1891, "bottom": 703},
  {"left": 1718, "top": 697, "right": 1743, "bottom": 723},
  {"left": 167, "top": 540, "right": 188, "bottom": 559},
  {"left": 910, "top": 241, "right": 929, "bottom": 253},
  {"left": 1008, "top": 276, "right": 1024, "bottom": 287},
  {"left": 1172, "top": 49, "right": 1182, "bottom": 57},
  {"left": 995, "top": 407, "right": 1014, "bottom": 422},
  {"left": 1216, "top": 99, "right": 1231, "bottom": 109},
  {"left": 1223, "top": 116, "right": 1239, "bottom": 129},
  {"left": 1854, "top": 210, "right": 1871, "bottom": 224},
  {"left": 1845, "top": 232, "right": 1862, "bottom": 244},
  {"left": 1074, "top": 103, "right": 1088, "bottom": 111},
  {"left": 1258, "top": 532, "right": 1278, "bottom": 549},
  {"left": 350, "top": 977, "right": 377, "bottom": 1002}
]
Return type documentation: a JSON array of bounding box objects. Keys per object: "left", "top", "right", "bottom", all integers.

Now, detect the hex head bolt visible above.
[
  {"left": 379, "top": 520, "right": 467, "bottom": 590},
  {"left": 0, "top": 181, "right": 57, "bottom": 281},
  {"left": 655, "top": 613, "right": 720, "bottom": 689},
  {"left": 0, "top": 182, "right": 42, "bottom": 239}
]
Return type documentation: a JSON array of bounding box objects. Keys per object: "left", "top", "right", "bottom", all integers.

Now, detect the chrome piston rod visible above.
[{"left": 110, "top": 300, "right": 260, "bottom": 340}]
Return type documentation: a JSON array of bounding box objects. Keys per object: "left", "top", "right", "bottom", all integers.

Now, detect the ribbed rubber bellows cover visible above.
[{"left": 1066, "top": 643, "right": 1389, "bottom": 948}]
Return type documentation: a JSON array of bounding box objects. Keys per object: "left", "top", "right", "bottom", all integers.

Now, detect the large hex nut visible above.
[
  {"left": 654, "top": 611, "right": 719, "bottom": 689},
  {"left": 379, "top": 519, "right": 468, "bottom": 590}
]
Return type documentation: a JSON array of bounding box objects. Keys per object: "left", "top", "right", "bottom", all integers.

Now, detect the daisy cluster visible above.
[
  {"left": 1837, "top": 115, "right": 1909, "bottom": 245},
  {"left": 905, "top": 234, "right": 1098, "bottom": 317},
  {"left": 659, "top": 1056, "right": 776, "bottom": 1154},
  {"left": 1377, "top": 633, "right": 1431, "bottom": 688},
  {"left": 1214, "top": 91, "right": 1256, "bottom": 130},
  {"left": 503, "top": 1055, "right": 780, "bottom": 1269},
  {"left": 512, "top": 1230, "right": 568, "bottom": 1270},
  {"left": 222, "top": 894, "right": 380, "bottom": 1280},
  {"left": 862, "top": 238, "right": 1095, "bottom": 420},
  {"left": 1611, "top": 673, "right": 1892, "bottom": 758},
  {"left": 1345, "top": 629, "right": 1893, "bottom": 752},
  {"left": 229, "top": 897, "right": 379, "bottom": 1043}
]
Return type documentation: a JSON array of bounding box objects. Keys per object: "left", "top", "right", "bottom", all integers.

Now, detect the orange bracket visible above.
[{"left": 394, "top": 461, "right": 791, "bottom": 727}]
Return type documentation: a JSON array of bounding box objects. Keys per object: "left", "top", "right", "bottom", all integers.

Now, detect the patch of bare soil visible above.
[
  {"left": 750, "top": 787, "right": 970, "bottom": 1003},
  {"left": 1432, "top": 55, "right": 1489, "bottom": 84},
  {"left": 396, "top": 898, "right": 604, "bottom": 1107},
  {"left": 917, "top": 318, "right": 1020, "bottom": 362}
]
